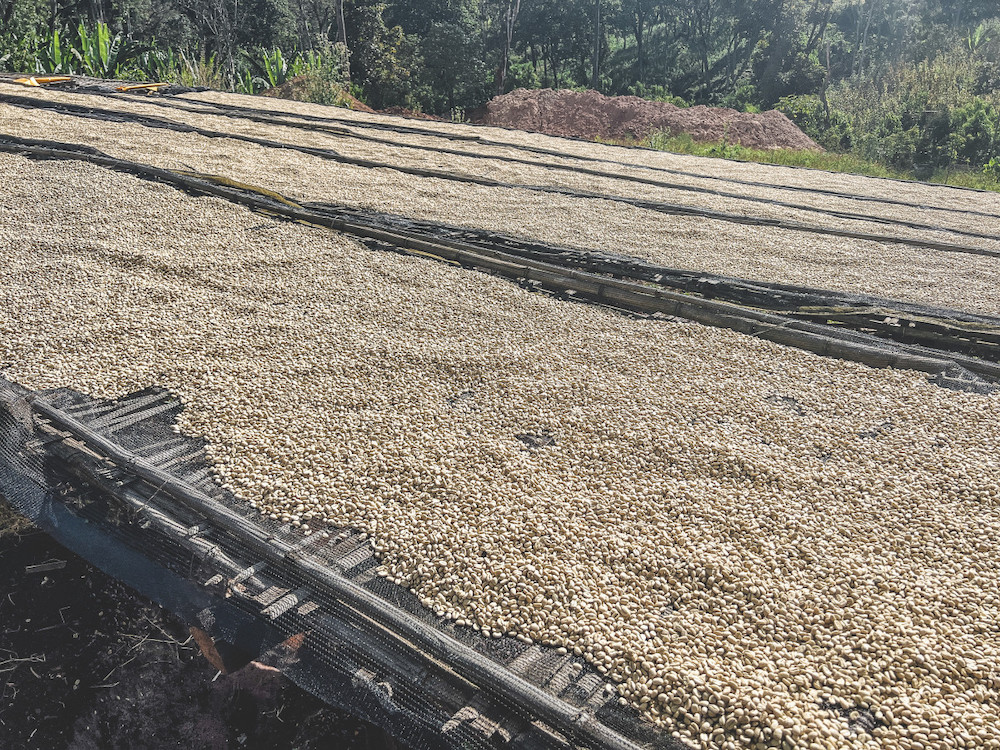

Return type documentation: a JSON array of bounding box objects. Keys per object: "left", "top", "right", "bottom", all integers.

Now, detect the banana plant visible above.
[
  {"left": 35, "top": 29, "right": 72, "bottom": 74},
  {"left": 236, "top": 68, "right": 256, "bottom": 94},
  {"left": 967, "top": 22, "right": 992, "bottom": 55},
  {"left": 244, "top": 47, "right": 294, "bottom": 91},
  {"left": 71, "top": 22, "right": 148, "bottom": 78},
  {"left": 138, "top": 47, "right": 179, "bottom": 83}
]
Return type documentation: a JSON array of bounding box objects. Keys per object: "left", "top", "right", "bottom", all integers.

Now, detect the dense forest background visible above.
[{"left": 2, "top": 0, "right": 999, "bottom": 178}]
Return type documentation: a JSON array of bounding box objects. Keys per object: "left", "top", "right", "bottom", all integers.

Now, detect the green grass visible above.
[{"left": 640, "top": 132, "right": 1000, "bottom": 193}]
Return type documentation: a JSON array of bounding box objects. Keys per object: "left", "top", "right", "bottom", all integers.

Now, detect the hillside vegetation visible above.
[{"left": 1, "top": 0, "right": 998, "bottom": 184}]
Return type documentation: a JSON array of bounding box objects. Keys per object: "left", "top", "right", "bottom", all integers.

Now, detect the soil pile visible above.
[{"left": 478, "top": 88, "right": 820, "bottom": 150}]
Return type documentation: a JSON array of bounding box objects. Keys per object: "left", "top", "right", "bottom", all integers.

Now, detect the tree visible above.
[
  {"left": 418, "top": 15, "right": 489, "bottom": 113},
  {"left": 498, "top": 0, "right": 520, "bottom": 94},
  {"left": 591, "top": 0, "right": 600, "bottom": 88},
  {"left": 348, "top": 2, "right": 416, "bottom": 108},
  {"left": 630, "top": 0, "right": 650, "bottom": 84},
  {"left": 384, "top": 0, "right": 472, "bottom": 36},
  {"left": 170, "top": 0, "right": 288, "bottom": 84},
  {"left": 754, "top": 0, "right": 834, "bottom": 105}
]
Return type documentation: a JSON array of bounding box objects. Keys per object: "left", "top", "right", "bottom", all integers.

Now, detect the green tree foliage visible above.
[
  {"left": 984, "top": 156, "right": 1000, "bottom": 182},
  {"left": 1, "top": 0, "right": 998, "bottom": 172},
  {"left": 953, "top": 97, "right": 999, "bottom": 165},
  {"left": 347, "top": 2, "right": 417, "bottom": 109},
  {"left": 416, "top": 17, "right": 489, "bottom": 113},
  {"left": 777, "top": 93, "right": 852, "bottom": 150},
  {"left": 827, "top": 33, "right": 1000, "bottom": 171}
]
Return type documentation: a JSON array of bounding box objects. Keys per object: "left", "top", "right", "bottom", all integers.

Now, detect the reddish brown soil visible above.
[{"left": 477, "top": 88, "right": 820, "bottom": 150}]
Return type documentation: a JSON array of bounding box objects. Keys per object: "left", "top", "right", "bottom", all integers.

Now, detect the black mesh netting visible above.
[{"left": 0, "top": 376, "right": 681, "bottom": 750}]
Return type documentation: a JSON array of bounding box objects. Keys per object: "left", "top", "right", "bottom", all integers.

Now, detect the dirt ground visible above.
[
  {"left": 477, "top": 88, "right": 820, "bottom": 149},
  {"left": 0, "top": 508, "right": 396, "bottom": 750}
]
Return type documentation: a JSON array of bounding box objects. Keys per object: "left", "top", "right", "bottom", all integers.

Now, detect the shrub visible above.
[
  {"left": 984, "top": 157, "right": 1000, "bottom": 182},
  {"left": 952, "top": 97, "right": 1000, "bottom": 166},
  {"left": 776, "top": 94, "right": 853, "bottom": 151},
  {"left": 627, "top": 83, "right": 689, "bottom": 107},
  {"left": 301, "top": 43, "right": 354, "bottom": 106},
  {"left": 717, "top": 82, "right": 760, "bottom": 112},
  {"left": 0, "top": 32, "right": 41, "bottom": 73}
]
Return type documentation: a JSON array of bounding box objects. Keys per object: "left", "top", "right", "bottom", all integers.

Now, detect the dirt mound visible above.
[
  {"left": 478, "top": 88, "right": 820, "bottom": 150},
  {"left": 261, "top": 75, "right": 374, "bottom": 112}
]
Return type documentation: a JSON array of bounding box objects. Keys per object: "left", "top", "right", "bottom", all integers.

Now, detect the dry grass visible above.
[{"left": 0, "top": 497, "right": 32, "bottom": 538}]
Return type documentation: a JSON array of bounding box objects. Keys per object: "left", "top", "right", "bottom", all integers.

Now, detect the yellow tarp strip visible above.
[
  {"left": 169, "top": 170, "right": 306, "bottom": 210},
  {"left": 116, "top": 83, "right": 169, "bottom": 93},
  {"left": 14, "top": 76, "right": 72, "bottom": 87}
]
